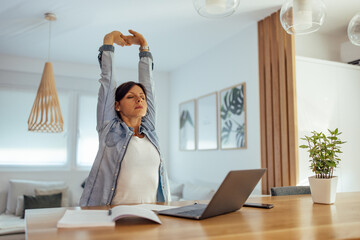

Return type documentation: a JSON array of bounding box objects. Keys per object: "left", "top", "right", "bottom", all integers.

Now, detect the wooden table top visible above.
[{"left": 25, "top": 192, "right": 360, "bottom": 240}]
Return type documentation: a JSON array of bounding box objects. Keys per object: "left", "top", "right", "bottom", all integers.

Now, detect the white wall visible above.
[
  {"left": 296, "top": 31, "right": 360, "bottom": 64},
  {"left": 0, "top": 53, "right": 170, "bottom": 206},
  {"left": 340, "top": 40, "right": 360, "bottom": 63},
  {"left": 295, "top": 33, "right": 345, "bottom": 63},
  {"left": 296, "top": 56, "right": 360, "bottom": 192},
  {"left": 168, "top": 23, "right": 261, "bottom": 193}
]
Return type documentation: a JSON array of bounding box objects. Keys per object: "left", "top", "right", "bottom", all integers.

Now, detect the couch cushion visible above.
[
  {"left": 14, "top": 186, "right": 69, "bottom": 217},
  {"left": 182, "top": 183, "right": 215, "bottom": 201},
  {"left": 15, "top": 196, "right": 24, "bottom": 217},
  {"left": 34, "top": 186, "right": 69, "bottom": 207},
  {"left": 170, "top": 195, "right": 181, "bottom": 201},
  {"left": 0, "top": 213, "right": 25, "bottom": 236},
  {"left": 169, "top": 179, "right": 184, "bottom": 199},
  {"left": 6, "top": 179, "right": 65, "bottom": 215},
  {"left": 22, "top": 193, "right": 62, "bottom": 218},
  {"left": 0, "top": 191, "right": 7, "bottom": 214}
]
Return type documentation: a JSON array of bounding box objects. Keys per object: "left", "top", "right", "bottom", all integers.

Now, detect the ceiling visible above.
[{"left": 0, "top": 0, "right": 359, "bottom": 71}]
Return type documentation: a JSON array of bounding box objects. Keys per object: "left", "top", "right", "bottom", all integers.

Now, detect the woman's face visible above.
[{"left": 115, "top": 85, "right": 147, "bottom": 119}]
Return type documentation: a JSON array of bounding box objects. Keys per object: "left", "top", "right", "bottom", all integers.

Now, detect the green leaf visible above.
[
  {"left": 300, "top": 128, "right": 346, "bottom": 175},
  {"left": 180, "top": 110, "right": 193, "bottom": 129},
  {"left": 221, "top": 87, "right": 244, "bottom": 120},
  {"left": 235, "top": 124, "right": 245, "bottom": 148},
  {"left": 221, "top": 120, "right": 233, "bottom": 144}
]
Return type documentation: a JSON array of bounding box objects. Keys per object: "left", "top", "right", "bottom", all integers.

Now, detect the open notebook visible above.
[{"left": 57, "top": 204, "right": 175, "bottom": 228}]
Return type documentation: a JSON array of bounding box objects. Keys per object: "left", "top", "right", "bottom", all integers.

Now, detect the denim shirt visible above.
[{"left": 79, "top": 46, "right": 171, "bottom": 206}]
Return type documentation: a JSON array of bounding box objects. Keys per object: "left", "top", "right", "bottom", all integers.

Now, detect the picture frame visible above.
[
  {"left": 179, "top": 99, "right": 196, "bottom": 151},
  {"left": 196, "top": 92, "right": 218, "bottom": 150},
  {"left": 219, "top": 83, "right": 247, "bottom": 150}
]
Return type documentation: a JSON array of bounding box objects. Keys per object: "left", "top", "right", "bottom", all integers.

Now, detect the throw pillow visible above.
[
  {"left": 34, "top": 186, "right": 69, "bottom": 207},
  {"left": 22, "top": 193, "right": 62, "bottom": 219},
  {"left": 15, "top": 195, "right": 24, "bottom": 216},
  {"left": 6, "top": 179, "right": 65, "bottom": 215}
]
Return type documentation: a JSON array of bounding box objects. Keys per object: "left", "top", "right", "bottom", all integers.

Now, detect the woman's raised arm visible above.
[
  {"left": 122, "top": 30, "right": 155, "bottom": 124},
  {"left": 96, "top": 31, "right": 129, "bottom": 132}
]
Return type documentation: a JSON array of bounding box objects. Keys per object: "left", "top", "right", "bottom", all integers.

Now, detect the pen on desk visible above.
[{"left": 108, "top": 209, "right": 112, "bottom": 216}]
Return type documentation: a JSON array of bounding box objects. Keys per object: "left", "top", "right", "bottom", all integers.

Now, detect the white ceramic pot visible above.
[{"left": 308, "top": 176, "right": 338, "bottom": 204}]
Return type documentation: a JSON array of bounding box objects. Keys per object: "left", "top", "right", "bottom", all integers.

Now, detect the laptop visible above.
[{"left": 158, "top": 168, "right": 266, "bottom": 220}]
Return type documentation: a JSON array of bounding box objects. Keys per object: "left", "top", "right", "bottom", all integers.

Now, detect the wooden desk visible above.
[{"left": 25, "top": 192, "right": 360, "bottom": 240}]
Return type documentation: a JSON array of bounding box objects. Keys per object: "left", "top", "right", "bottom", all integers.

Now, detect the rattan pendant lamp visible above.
[{"left": 28, "top": 13, "right": 63, "bottom": 133}]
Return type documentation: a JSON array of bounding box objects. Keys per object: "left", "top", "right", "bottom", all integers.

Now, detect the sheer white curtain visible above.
[
  {"left": 0, "top": 88, "right": 68, "bottom": 166},
  {"left": 76, "top": 95, "right": 98, "bottom": 167}
]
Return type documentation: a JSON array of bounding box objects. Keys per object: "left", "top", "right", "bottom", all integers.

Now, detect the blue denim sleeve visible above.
[
  {"left": 96, "top": 46, "right": 117, "bottom": 132},
  {"left": 138, "top": 52, "right": 156, "bottom": 126}
]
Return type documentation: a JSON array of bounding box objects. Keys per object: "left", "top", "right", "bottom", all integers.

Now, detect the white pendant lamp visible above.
[
  {"left": 193, "top": 0, "right": 240, "bottom": 18},
  {"left": 28, "top": 13, "right": 64, "bottom": 133},
  {"left": 348, "top": 13, "right": 360, "bottom": 46},
  {"left": 280, "top": 0, "right": 326, "bottom": 35}
]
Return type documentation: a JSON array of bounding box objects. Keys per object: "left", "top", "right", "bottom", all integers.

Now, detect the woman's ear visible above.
[{"left": 115, "top": 101, "right": 121, "bottom": 112}]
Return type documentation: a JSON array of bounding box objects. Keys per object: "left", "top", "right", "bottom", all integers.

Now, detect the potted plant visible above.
[{"left": 300, "top": 128, "right": 346, "bottom": 204}]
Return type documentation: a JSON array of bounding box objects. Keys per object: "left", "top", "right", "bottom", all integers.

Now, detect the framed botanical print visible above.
[
  {"left": 196, "top": 92, "right": 218, "bottom": 150},
  {"left": 179, "top": 100, "right": 196, "bottom": 151},
  {"left": 219, "top": 83, "right": 247, "bottom": 149}
]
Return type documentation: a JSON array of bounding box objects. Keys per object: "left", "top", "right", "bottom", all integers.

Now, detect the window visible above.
[
  {"left": 76, "top": 95, "right": 98, "bottom": 167},
  {"left": 0, "top": 88, "right": 68, "bottom": 166}
]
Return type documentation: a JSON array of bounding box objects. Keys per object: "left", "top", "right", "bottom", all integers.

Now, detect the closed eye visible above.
[{"left": 126, "top": 94, "right": 145, "bottom": 100}]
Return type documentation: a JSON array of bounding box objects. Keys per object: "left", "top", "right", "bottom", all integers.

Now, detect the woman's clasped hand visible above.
[{"left": 103, "top": 30, "right": 149, "bottom": 49}]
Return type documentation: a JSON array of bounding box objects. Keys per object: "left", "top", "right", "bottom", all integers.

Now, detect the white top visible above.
[{"left": 112, "top": 136, "right": 160, "bottom": 205}]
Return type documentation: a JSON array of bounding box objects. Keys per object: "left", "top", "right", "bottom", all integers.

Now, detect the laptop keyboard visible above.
[{"left": 177, "top": 208, "right": 205, "bottom": 217}]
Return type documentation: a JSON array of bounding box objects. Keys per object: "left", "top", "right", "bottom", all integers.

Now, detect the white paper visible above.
[
  {"left": 111, "top": 205, "right": 161, "bottom": 224},
  {"left": 57, "top": 210, "right": 114, "bottom": 228},
  {"left": 135, "top": 204, "right": 178, "bottom": 211},
  {"left": 57, "top": 205, "right": 164, "bottom": 228}
]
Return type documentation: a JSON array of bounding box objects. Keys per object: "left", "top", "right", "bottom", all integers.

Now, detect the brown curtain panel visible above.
[{"left": 258, "top": 10, "right": 298, "bottom": 195}]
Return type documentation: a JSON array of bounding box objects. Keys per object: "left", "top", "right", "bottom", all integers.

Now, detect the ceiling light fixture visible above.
[
  {"left": 280, "top": 0, "right": 326, "bottom": 35},
  {"left": 193, "top": 0, "right": 240, "bottom": 18},
  {"left": 28, "top": 13, "right": 64, "bottom": 133},
  {"left": 348, "top": 13, "right": 360, "bottom": 46}
]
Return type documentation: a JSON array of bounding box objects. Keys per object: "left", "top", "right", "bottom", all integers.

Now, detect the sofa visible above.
[
  {"left": 0, "top": 178, "right": 216, "bottom": 240},
  {"left": 0, "top": 179, "right": 70, "bottom": 240},
  {"left": 169, "top": 179, "right": 216, "bottom": 202}
]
